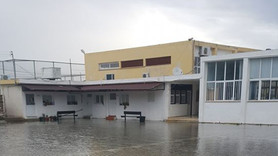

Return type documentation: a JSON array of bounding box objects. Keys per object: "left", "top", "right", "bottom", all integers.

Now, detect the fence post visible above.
[
  {"left": 1, "top": 61, "right": 4, "bottom": 75},
  {"left": 70, "top": 59, "right": 73, "bottom": 81},
  {"left": 33, "top": 60, "right": 36, "bottom": 79},
  {"left": 11, "top": 51, "right": 17, "bottom": 84}
]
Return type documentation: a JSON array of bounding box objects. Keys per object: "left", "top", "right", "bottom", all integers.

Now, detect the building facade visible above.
[
  {"left": 199, "top": 49, "right": 278, "bottom": 124},
  {"left": 85, "top": 40, "right": 257, "bottom": 81}
]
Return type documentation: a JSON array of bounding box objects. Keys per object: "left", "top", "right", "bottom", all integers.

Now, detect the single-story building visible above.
[
  {"left": 0, "top": 74, "right": 200, "bottom": 121},
  {"left": 199, "top": 49, "right": 278, "bottom": 124}
]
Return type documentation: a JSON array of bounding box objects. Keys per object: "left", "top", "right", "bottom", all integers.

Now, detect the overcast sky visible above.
[{"left": 0, "top": 0, "right": 277, "bottom": 62}]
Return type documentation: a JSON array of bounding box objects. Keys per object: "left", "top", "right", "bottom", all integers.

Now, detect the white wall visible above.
[
  {"left": 199, "top": 50, "right": 278, "bottom": 124},
  {"left": 202, "top": 102, "right": 242, "bottom": 123},
  {"left": 217, "top": 49, "right": 233, "bottom": 55},
  {"left": 246, "top": 102, "right": 278, "bottom": 124},
  {"left": 90, "top": 89, "right": 169, "bottom": 121},
  {"left": 1, "top": 86, "right": 25, "bottom": 118},
  {"left": 23, "top": 91, "right": 92, "bottom": 118}
]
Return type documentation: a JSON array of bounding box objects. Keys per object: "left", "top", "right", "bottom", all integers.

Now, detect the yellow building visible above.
[{"left": 85, "top": 40, "right": 258, "bottom": 81}]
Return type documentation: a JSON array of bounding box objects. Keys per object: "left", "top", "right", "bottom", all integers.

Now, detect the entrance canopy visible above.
[{"left": 80, "top": 82, "right": 163, "bottom": 91}]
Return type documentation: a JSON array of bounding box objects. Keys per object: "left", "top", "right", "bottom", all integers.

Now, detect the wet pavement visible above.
[{"left": 0, "top": 119, "right": 278, "bottom": 156}]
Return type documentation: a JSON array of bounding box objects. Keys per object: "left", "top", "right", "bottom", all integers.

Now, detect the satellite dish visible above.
[{"left": 172, "top": 67, "right": 183, "bottom": 76}]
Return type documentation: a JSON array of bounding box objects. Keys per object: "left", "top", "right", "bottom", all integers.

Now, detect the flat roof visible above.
[{"left": 5, "top": 74, "right": 200, "bottom": 86}]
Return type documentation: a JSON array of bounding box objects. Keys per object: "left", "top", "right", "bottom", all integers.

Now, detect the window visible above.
[
  {"left": 26, "top": 94, "right": 35, "bottom": 105},
  {"left": 146, "top": 56, "right": 171, "bottom": 66},
  {"left": 249, "top": 57, "right": 278, "bottom": 100},
  {"left": 206, "top": 60, "right": 243, "bottom": 101},
  {"left": 119, "top": 94, "right": 129, "bottom": 106},
  {"left": 121, "top": 59, "right": 143, "bottom": 68},
  {"left": 171, "top": 84, "right": 192, "bottom": 104},
  {"left": 110, "top": 93, "right": 116, "bottom": 100},
  {"left": 67, "top": 95, "right": 78, "bottom": 105},
  {"left": 95, "top": 95, "right": 104, "bottom": 104},
  {"left": 99, "top": 62, "right": 119, "bottom": 70},
  {"left": 106, "top": 74, "right": 114, "bottom": 80},
  {"left": 42, "top": 95, "right": 54, "bottom": 106}
]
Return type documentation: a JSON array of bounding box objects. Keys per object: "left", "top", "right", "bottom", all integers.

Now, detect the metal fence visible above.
[{"left": 0, "top": 59, "right": 85, "bottom": 81}]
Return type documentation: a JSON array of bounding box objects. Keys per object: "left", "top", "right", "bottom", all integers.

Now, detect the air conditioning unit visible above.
[
  {"left": 142, "top": 73, "right": 150, "bottom": 78},
  {"left": 0, "top": 75, "right": 8, "bottom": 80},
  {"left": 199, "top": 46, "right": 211, "bottom": 56},
  {"left": 41, "top": 67, "right": 61, "bottom": 80}
]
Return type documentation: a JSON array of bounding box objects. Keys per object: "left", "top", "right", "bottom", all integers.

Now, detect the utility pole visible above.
[{"left": 10, "top": 51, "right": 17, "bottom": 84}]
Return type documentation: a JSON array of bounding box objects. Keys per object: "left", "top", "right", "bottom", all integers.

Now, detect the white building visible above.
[
  {"left": 0, "top": 75, "right": 200, "bottom": 121},
  {"left": 199, "top": 49, "right": 278, "bottom": 124}
]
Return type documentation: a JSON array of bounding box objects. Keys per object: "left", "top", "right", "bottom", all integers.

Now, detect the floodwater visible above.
[{"left": 0, "top": 120, "right": 278, "bottom": 156}]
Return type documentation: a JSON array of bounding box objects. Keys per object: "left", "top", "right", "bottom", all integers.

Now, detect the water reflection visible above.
[{"left": 0, "top": 120, "right": 277, "bottom": 155}]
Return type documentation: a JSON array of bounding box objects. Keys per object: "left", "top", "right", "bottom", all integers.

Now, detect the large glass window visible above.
[
  {"left": 249, "top": 57, "right": 278, "bottom": 100},
  {"left": 206, "top": 60, "right": 242, "bottom": 101}
]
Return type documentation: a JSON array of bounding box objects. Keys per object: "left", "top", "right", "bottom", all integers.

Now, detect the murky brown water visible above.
[{"left": 0, "top": 119, "right": 278, "bottom": 156}]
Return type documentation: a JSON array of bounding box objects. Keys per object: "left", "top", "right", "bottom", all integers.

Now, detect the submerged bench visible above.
[
  {"left": 121, "top": 111, "right": 145, "bottom": 122},
  {"left": 57, "top": 110, "right": 78, "bottom": 121}
]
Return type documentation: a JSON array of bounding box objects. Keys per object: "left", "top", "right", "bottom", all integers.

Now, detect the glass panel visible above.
[
  {"left": 42, "top": 95, "right": 54, "bottom": 105},
  {"left": 26, "top": 94, "right": 35, "bottom": 105},
  {"left": 261, "top": 58, "right": 271, "bottom": 78},
  {"left": 225, "top": 82, "right": 234, "bottom": 100},
  {"left": 215, "top": 82, "right": 224, "bottom": 100},
  {"left": 261, "top": 81, "right": 270, "bottom": 100},
  {"left": 234, "top": 81, "right": 242, "bottom": 100},
  {"left": 175, "top": 90, "right": 180, "bottom": 104},
  {"left": 206, "top": 83, "right": 215, "bottom": 101},
  {"left": 110, "top": 62, "right": 119, "bottom": 68},
  {"left": 250, "top": 59, "right": 260, "bottom": 79},
  {"left": 171, "top": 90, "right": 175, "bottom": 104},
  {"left": 272, "top": 57, "right": 278, "bottom": 78},
  {"left": 180, "top": 90, "right": 186, "bottom": 104},
  {"left": 207, "top": 62, "right": 215, "bottom": 81},
  {"left": 249, "top": 81, "right": 259, "bottom": 100},
  {"left": 235, "top": 60, "right": 243, "bottom": 80},
  {"left": 216, "top": 62, "right": 225, "bottom": 81},
  {"left": 271, "top": 81, "right": 278, "bottom": 99},
  {"left": 226, "top": 61, "right": 235, "bottom": 80}
]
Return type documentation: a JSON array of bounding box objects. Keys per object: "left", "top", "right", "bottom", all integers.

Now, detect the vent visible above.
[
  {"left": 199, "top": 46, "right": 211, "bottom": 56},
  {"left": 143, "top": 73, "right": 150, "bottom": 78},
  {"left": 0, "top": 75, "right": 8, "bottom": 80}
]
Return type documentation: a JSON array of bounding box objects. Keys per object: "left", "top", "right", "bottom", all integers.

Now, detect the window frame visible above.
[
  {"left": 249, "top": 57, "right": 278, "bottom": 101},
  {"left": 206, "top": 60, "right": 243, "bottom": 102},
  {"left": 99, "top": 62, "right": 119, "bottom": 70},
  {"left": 106, "top": 74, "right": 115, "bottom": 80},
  {"left": 67, "top": 95, "right": 78, "bottom": 105},
  {"left": 42, "top": 95, "right": 54, "bottom": 106},
  {"left": 26, "top": 94, "right": 35, "bottom": 105},
  {"left": 95, "top": 95, "right": 104, "bottom": 104}
]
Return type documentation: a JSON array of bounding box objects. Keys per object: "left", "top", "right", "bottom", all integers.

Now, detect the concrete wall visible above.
[
  {"left": 246, "top": 102, "right": 278, "bottom": 124},
  {"left": 1, "top": 85, "right": 25, "bottom": 118},
  {"left": 199, "top": 50, "right": 278, "bottom": 124},
  {"left": 85, "top": 40, "right": 257, "bottom": 81},
  {"left": 90, "top": 89, "right": 169, "bottom": 121},
  {"left": 23, "top": 91, "right": 92, "bottom": 119}
]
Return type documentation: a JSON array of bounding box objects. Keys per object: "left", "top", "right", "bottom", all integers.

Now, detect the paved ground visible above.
[{"left": 0, "top": 119, "right": 278, "bottom": 156}]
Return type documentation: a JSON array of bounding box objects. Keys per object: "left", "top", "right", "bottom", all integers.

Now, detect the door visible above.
[
  {"left": 26, "top": 94, "right": 36, "bottom": 117},
  {"left": 108, "top": 93, "right": 117, "bottom": 116}
]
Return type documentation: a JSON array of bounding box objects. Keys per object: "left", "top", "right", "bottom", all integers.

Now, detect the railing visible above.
[{"left": 0, "top": 59, "right": 85, "bottom": 81}]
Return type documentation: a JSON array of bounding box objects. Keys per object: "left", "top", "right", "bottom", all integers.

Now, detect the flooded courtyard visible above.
[{"left": 0, "top": 119, "right": 278, "bottom": 156}]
